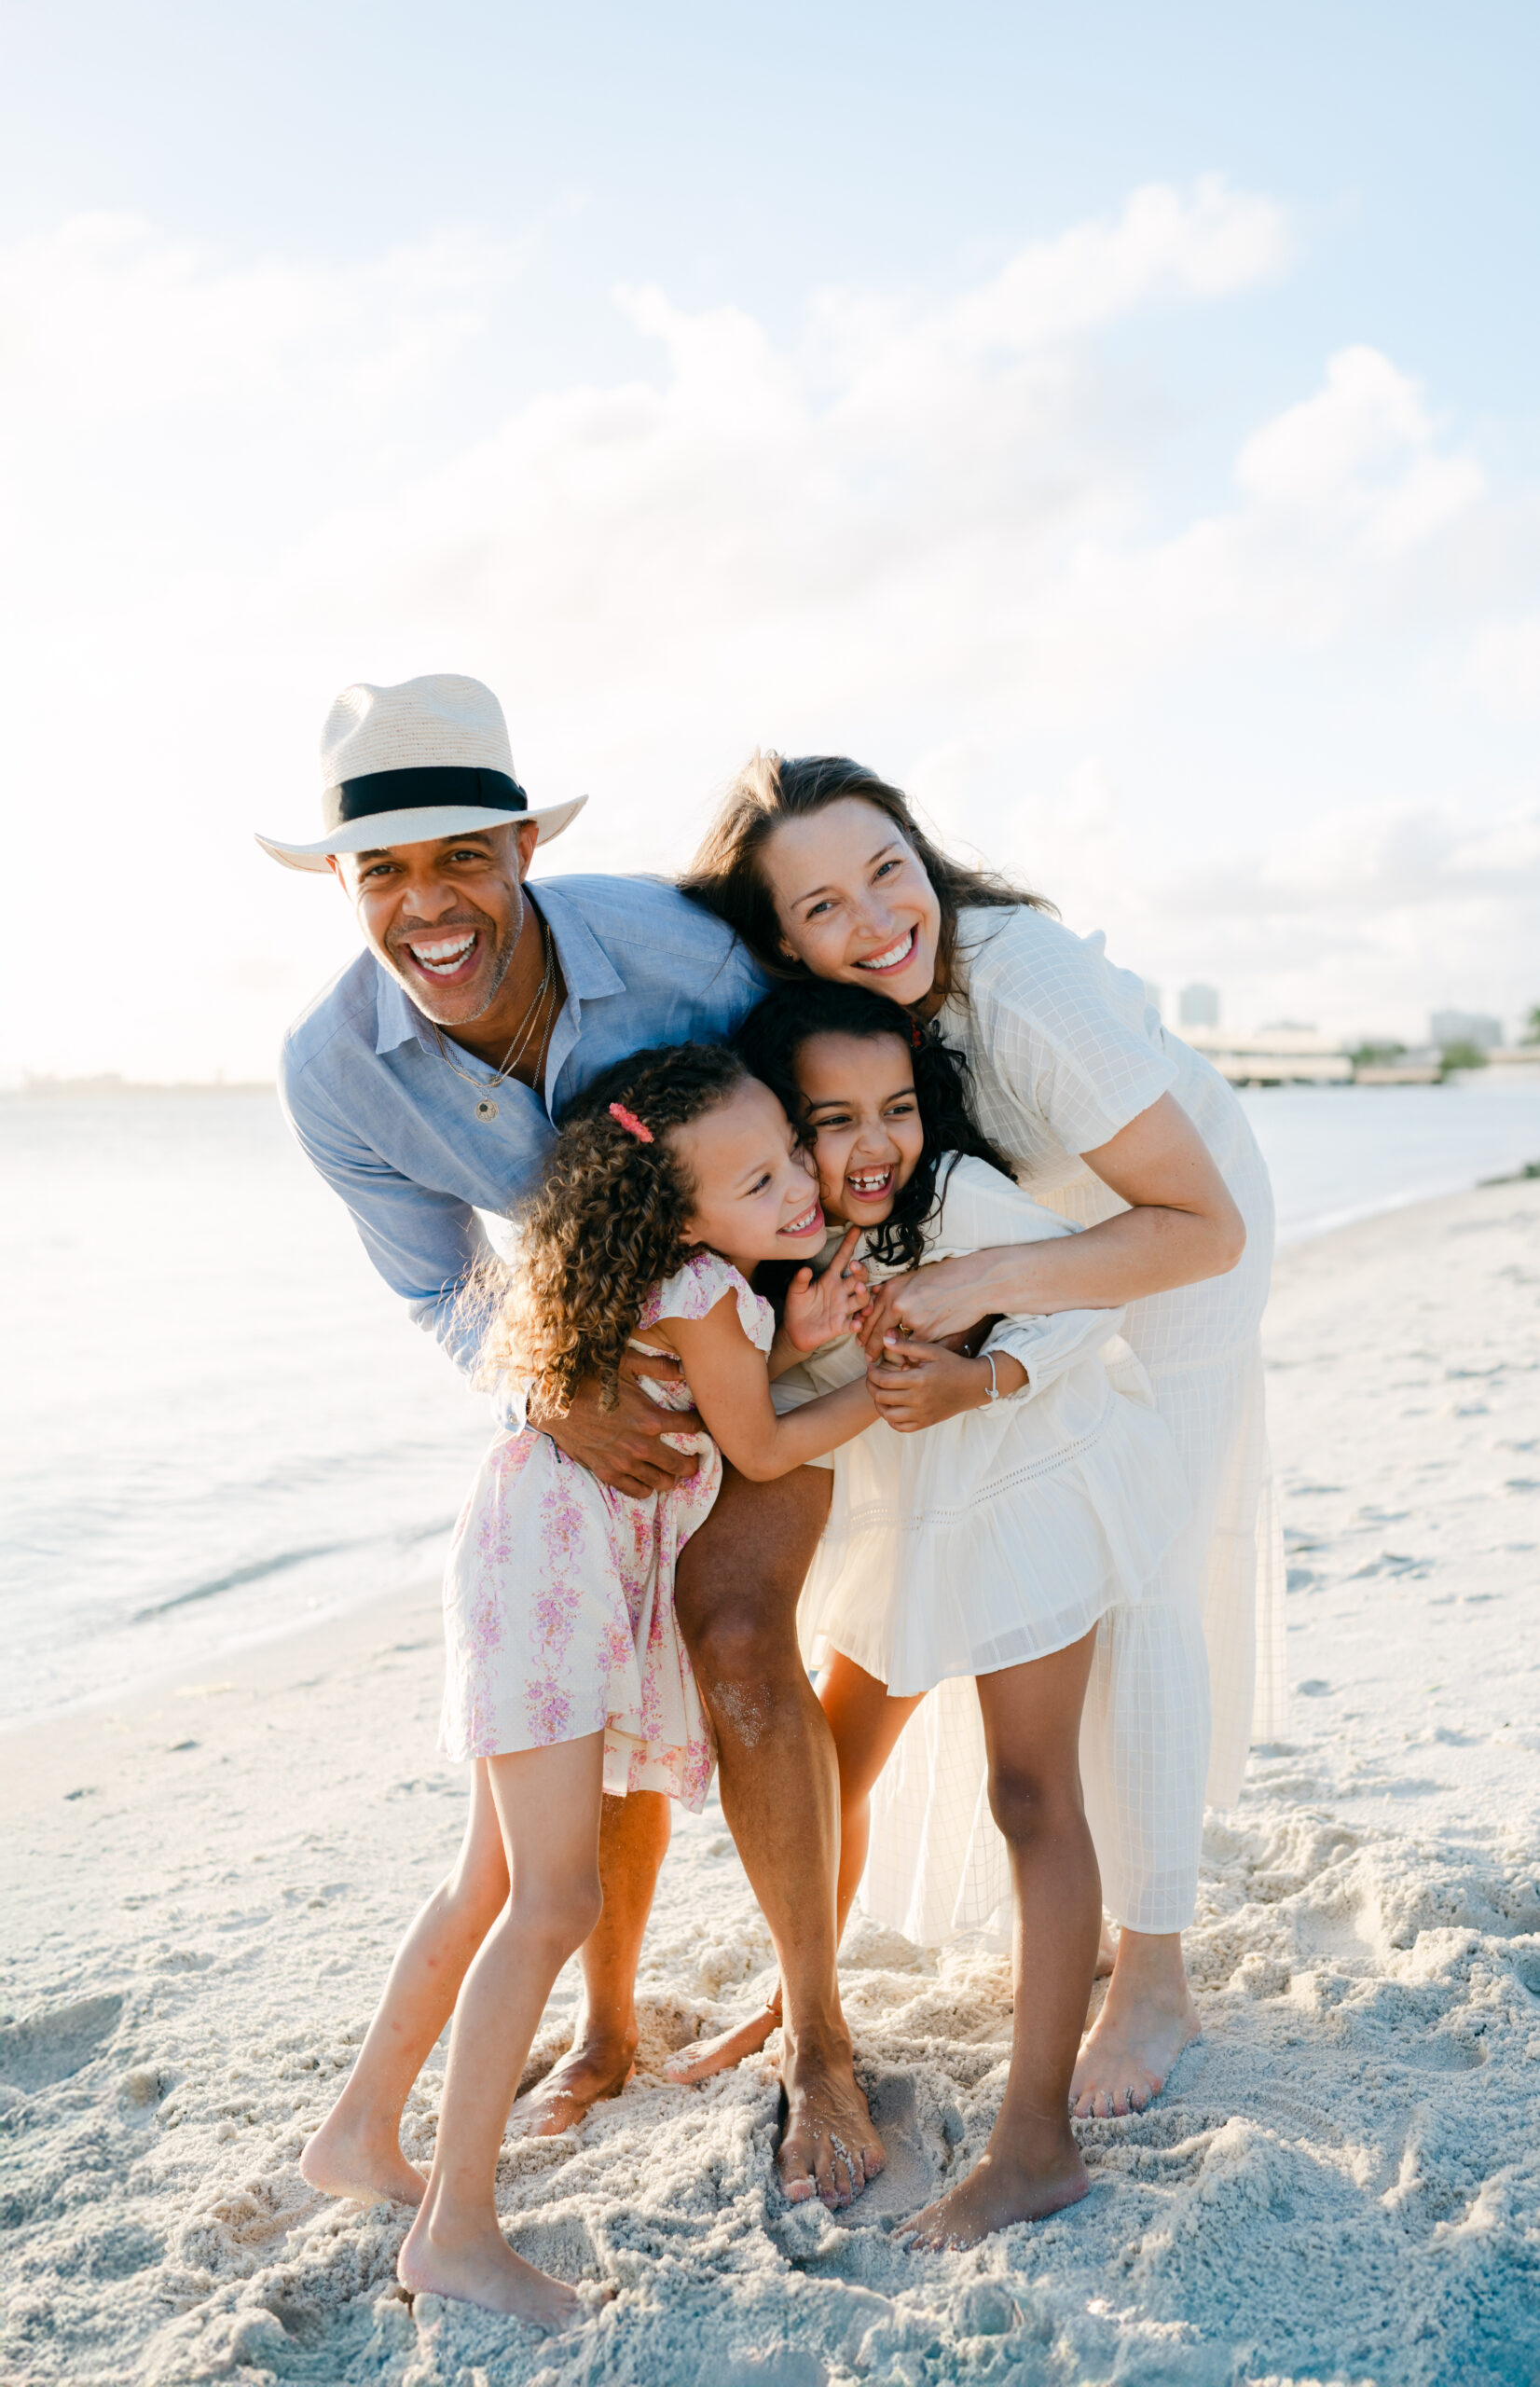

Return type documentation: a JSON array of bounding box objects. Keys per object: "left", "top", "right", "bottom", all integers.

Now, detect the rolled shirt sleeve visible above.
[{"left": 279, "top": 1065, "right": 495, "bottom": 1379}]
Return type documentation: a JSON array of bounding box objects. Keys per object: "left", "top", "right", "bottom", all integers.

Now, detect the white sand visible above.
[{"left": 3, "top": 1177, "right": 1538, "bottom": 2387}]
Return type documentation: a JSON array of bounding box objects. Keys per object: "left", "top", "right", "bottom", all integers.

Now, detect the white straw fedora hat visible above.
[{"left": 256, "top": 673, "right": 586, "bottom": 871}]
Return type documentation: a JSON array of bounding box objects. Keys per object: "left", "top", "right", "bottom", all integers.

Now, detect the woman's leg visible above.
[
  {"left": 512, "top": 1787, "right": 671, "bottom": 2134},
  {"left": 907, "top": 1629, "right": 1100, "bottom": 2250},
  {"left": 301, "top": 1761, "right": 511, "bottom": 2204},
  {"left": 1071, "top": 1602, "right": 1205, "bottom": 2117},
  {"left": 398, "top": 1733, "right": 607, "bottom": 2325},
  {"left": 664, "top": 1657, "right": 921, "bottom": 2085}
]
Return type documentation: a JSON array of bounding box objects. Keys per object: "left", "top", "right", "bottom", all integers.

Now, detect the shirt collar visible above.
[{"left": 370, "top": 881, "right": 625, "bottom": 1057}]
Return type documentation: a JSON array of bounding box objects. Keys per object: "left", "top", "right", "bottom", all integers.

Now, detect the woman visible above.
[{"left": 681, "top": 752, "right": 1285, "bottom": 2118}]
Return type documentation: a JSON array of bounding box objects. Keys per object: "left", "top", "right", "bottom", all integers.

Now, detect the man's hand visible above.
[
  {"left": 534, "top": 1347, "right": 704, "bottom": 1497},
  {"left": 866, "top": 1335, "right": 1024, "bottom": 1432},
  {"left": 784, "top": 1226, "right": 870, "bottom": 1353}
]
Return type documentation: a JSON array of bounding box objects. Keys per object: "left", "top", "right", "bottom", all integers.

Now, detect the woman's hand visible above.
[
  {"left": 866, "top": 1335, "right": 1025, "bottom": 1430},
  {"left": 858, "top": 1253, "right": 997, "bottom": 1359},
  {"left": 784, "top": 1226, "right": 870, "bottom": 1353}
]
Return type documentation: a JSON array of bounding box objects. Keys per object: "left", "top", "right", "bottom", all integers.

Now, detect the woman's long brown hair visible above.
[{"left": 681, "top": 751, "right": 1052, "bottom": 1002}]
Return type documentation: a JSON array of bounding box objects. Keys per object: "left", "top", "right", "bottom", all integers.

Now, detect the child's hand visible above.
[
  {"left": 867, "top": 1333, "right": 1022, "bottom": 1430},
  {"left": 784, "top": 1226, "right": 871, "bottom": 1353}
]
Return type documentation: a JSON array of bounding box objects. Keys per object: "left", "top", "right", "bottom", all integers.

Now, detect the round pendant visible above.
[{"left": 475, "top": 1097, "right": 498, "bottom": 1123}]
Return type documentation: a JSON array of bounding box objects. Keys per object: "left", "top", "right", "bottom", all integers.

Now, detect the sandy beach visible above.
[{"left": 3, "top": 1174, "right": 1538, "bottom": 2387}]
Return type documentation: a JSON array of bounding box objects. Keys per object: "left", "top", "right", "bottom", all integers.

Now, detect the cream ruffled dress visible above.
[
  {"left": 782, "top": 1153, "right": 1189, "bottom": 1941},
  {"left": 439, "top": 1249, "right": 772, "bottom": 1811}
]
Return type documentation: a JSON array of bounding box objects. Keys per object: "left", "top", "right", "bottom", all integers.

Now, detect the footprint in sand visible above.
[{"left": 0, "top": 1994, "right": 124, "bottom": 2091}]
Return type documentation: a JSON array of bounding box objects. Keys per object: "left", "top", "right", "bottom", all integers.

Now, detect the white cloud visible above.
[{"left": 0, "top": 179, "right": 1533, "bottom": 1077}]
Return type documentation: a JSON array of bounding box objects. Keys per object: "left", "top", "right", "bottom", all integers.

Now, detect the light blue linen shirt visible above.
[{"left": 279, "top": 876, "right": 769, "bottom": 1379}]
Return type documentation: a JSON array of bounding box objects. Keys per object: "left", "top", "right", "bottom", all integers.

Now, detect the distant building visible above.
[
  {"left": 1430, "top": 1009, "right": 1502, "bottom": 1051},
  {"left": 1179, "top": 983, "right": 1220, "bottom": 1029}
]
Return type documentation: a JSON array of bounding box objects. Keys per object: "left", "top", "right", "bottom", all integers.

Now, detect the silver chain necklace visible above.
[{"left": 428, "top": 915, "right": 556, "bottom": 1123}]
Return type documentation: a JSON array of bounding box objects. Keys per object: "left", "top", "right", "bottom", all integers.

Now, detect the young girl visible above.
[
  {"left": 302, "top": 1042, "right": 876, "bottom": 2327},
  {"left": 689, "top": 982, "right": 1190, "bottom": 2248}
]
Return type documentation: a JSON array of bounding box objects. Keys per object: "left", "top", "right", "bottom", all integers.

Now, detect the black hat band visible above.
[{"left": 323, "top": 766, "right": 529, "bottom": 830}]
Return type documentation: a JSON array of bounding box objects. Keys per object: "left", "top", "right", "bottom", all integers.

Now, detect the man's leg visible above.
[
  {"left": 672, "top": 1462, "right": 885, "bottom": 2211},
  {"left": 510, "top": 1787, "right": 671, "bottom": 2135}
]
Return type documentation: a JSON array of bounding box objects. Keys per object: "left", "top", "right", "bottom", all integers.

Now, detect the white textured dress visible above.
[
  {"left": 788, "top": 1154, "right": 1190, "bottom": 1946},
  {"left": 438, "top": 1250, "right": 773, "bottom": 1812},
  {"left": 926, "top": 905, "right": 1286, "bottom": 1933}
]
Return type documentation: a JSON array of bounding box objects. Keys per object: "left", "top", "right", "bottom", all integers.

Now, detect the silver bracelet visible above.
[{"left": 982, "top": 1351, "right": 1000, "bottom": 1404}]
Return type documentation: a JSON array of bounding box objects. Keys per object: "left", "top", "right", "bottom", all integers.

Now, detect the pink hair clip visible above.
[{"left": 609, "top": 1101, "right": 653, "bottom": 1143}]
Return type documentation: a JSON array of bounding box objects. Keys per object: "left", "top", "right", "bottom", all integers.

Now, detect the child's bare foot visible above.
[
  {"left": 903, "top": 2144, "right": 1089, "bottom": 2250},
  {"left": 663, "top": 2000, "right": 779, "bottom": 2086},
  {"left": 1095, "top": 1922, "right": 1117, "bottom": 1980},
  {"left": 398, "top": 2209, "right": 584, "bottom": 2329},
  {"left": 510, "top": 2030, "right": 636, "bottom": 2137},
  {"left": 300, "top": 2110, "right": 426, "bottom": 2206}
]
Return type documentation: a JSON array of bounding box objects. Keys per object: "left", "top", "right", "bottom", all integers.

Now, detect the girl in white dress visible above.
[
  {"left": 684, "top": 752, "right": 1281, "bottom": 2125},
  {"left": 303, "top": 1043, "right": 875, "bottom": 2327},
  {"left": 732, "top": 982, "right": 1189, "bottom": 2248}
]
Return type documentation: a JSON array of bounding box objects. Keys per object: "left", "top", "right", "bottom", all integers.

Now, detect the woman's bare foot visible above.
[
  {"left": 509, "top": 2031, "right": 636, "bottom": 2138},
  {"left": 300, "top": 2109, "right": 427, "bottom": 2206},
  {"left": 398, "top": 2208, "right": 583, "bottom": 2328},
  {"left": 663, "top": 2000, "right": 779, "bottom": 2086},
  {"left": 777, "top": 2036, "right": 887, "bottom": 2209},
  {"left": 1071, "top": 1928, "right": 1200, "bottom": 2118},
  {"left": 903, "top": 2144, "right": 1089, "bottom": 2250}
]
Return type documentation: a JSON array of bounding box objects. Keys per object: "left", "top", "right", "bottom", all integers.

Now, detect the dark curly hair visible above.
[
  {"left": 479, "top": 1042, "right": 750, "bottom": 1416},
  {"left": 734, "top": 980, "right": 1013, "bottom": 1275},
  {"left": 681, "top": 750, "right": 1053, "bottom": 1002}
]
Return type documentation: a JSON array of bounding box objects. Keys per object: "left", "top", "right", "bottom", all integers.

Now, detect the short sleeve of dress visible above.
[
  {"left": 642, "top": 1249, "right": 776, "bottom": 1357},
  {"left": 961, "top": 910, "right": 1178, "bottom": 1156}
]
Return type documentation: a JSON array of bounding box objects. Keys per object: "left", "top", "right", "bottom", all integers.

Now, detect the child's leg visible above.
[
  {"left": 302, "top": 1760, "right": 511, "bottom": 2203},
  {"left": 907, "top": 1628, "right": 1100, "bottom": 2250},
  {"left": 398, "top": 1732, "right": 607, "bottom": 2325},
  {"left": 513, "top": 1787, "right": 670, "bottom": 2135},
  {"left": 665, "top": 1657, "right": 921, "bottom": 2085}
]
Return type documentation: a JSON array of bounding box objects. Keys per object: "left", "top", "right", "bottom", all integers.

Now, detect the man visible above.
[{"left": 263, "top": 672, "right": 884, "bottom": 2209}]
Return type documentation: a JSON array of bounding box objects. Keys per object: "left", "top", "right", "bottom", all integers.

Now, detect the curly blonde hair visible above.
[{"left": 481, "top": 1043, "right": 749, "bottom": 1418}]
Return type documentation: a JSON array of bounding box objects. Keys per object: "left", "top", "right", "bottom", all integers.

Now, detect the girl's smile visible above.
[
  {"left": 672, "top": 1077, "right": 827, "bottom": 1271},
  {"left": 791, "top": 1030, "right": 926, "bottom": 1225}
]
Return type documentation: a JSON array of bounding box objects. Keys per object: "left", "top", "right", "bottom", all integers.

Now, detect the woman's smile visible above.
[{"left": 852, "top": 927, "right": 918, "bottom": 977}]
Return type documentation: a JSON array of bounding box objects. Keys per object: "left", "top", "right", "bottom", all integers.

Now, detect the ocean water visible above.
[{"left": 4, "top": 1070, "right": 1539, "bottom": 1729}]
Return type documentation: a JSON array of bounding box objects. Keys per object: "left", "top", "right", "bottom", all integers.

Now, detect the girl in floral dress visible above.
[{"left": 303, "top": 1042, "right": 875, "bottom": 2330}]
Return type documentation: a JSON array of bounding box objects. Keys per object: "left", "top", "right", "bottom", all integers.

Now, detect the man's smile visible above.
[{"left": 397, "top": 928, "right": 484, "bottom": 985}]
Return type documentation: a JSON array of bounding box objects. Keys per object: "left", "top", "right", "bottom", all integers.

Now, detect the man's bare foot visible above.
[
  {"left": 903, "top": 2144, "right": 1089, "bottom": 2250},
  {"left": 509, "top": 2032, "right": 636, "bottom": 2138},
  {"left": 398, "top": 2209, "right": 583, "bottom": 2328},
  {"left": 300, "top": 2109, "right": 426, "bottom": 2206},
  {"left": 1071, "top": 1931, "right": 1200, "bottom": 2118},
  {"left": 777, "top": 2037, "right": 887, "bottom": 2210},
  {"left": 664, "top": 2000, "right": 779, "bottom": 2087}
]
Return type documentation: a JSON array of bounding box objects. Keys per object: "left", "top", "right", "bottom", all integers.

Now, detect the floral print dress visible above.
[{"left": 438, "top": 1249, "right": 772, "bottom": 1812}]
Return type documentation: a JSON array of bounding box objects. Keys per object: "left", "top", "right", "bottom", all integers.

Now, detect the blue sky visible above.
[{"left": 2, "top": 2, "right": 1537, "bottom": 1075}]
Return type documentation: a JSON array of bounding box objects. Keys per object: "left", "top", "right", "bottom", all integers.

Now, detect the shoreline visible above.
[
  {"left": 3, "top": 1172, "right": 1537, "bottom": 2387},
  {"left": 9, "top": 1166, "right": 1540, "bottom": 1746}
]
